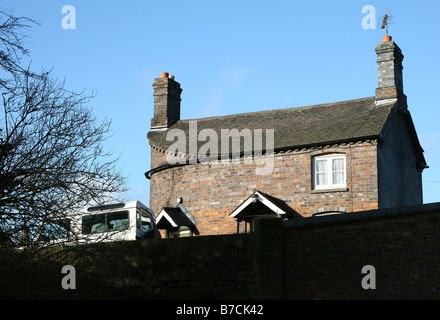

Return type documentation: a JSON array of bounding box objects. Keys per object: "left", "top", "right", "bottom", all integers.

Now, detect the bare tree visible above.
[
  {"left": 0, "top": 9, "right": 126, "bottom": 247},
  {"left": 0, "top": 9, "right": 38, "bottom": 89}
]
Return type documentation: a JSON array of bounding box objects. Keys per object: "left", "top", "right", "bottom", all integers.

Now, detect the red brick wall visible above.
[{"left": 149, "top": 141, "right": 380, "bottom": 236}]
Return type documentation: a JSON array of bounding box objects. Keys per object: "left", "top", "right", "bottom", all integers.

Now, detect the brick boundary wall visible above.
[
  {"left": 279, "top": 202, "right": 440, "bottom": 299},
  {"left": 8, "top": 202, "right": 440, "bottom": 299}
]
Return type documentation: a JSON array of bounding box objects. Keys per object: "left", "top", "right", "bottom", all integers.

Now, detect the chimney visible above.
[
  {"left": 375, "top": 36, "right": 407, "bottom": 107},
  {"left": 151, "top": 72, "right": 182, "bottom": 131}
]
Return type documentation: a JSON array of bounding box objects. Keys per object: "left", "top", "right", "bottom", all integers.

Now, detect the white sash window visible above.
[{"left": 313, "top": 154, "right": 346, "bottom": 190}]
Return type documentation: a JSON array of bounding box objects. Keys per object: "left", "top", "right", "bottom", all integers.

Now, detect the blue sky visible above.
[{"left": 2, "top": 0, "right": 439, "bottom": 206}]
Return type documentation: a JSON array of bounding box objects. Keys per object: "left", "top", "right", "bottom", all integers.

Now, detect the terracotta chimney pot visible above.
[{"left": 382, "top": 35, "right": 392, "bottom": 42}]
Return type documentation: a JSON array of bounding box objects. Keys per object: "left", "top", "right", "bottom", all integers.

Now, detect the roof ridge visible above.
[{"left": 178, "top": 96, "right": 376, "bottom": 123}]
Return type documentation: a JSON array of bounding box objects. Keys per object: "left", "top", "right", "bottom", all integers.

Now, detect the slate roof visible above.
[{"left": 148, "top": 96, "right": 394, "bottom": 156}]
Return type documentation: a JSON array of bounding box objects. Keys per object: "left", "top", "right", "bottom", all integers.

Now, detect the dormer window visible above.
[{"left": 312, "top": 154, "right": 346, "bottom": 190}]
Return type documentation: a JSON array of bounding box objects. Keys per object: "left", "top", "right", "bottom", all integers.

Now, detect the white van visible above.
[{"left": 37, "top": 201, "right": 160, "bottom": 245}]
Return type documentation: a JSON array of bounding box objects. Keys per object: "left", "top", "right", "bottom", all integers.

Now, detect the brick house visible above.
[{"left": 146, "top": 36, "right": 427, "bottom": 237}]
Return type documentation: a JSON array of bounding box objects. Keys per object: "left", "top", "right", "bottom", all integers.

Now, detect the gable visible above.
[
  {"left": 379, "top": 104, "right": 427, "bottom": 169},
  {"left": 398, "top": 108, "right": 427, "bottom": 168}
]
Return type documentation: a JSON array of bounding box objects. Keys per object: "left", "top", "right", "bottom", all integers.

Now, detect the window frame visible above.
[{"left": 312, "top": 154, "right": 347, "bottom": 190}]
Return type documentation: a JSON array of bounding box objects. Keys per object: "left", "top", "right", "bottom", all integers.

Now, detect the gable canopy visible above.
[
  {"left": 156, "top": 206, "right": 196, "bottom": 230},
  {"left": 229, "top": 190, "right": 302, "bottom": 222}
]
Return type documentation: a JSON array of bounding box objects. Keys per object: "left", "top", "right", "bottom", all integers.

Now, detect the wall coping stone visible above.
[{"left": 282, "top": 202, "right": 440, "bottom": 230}]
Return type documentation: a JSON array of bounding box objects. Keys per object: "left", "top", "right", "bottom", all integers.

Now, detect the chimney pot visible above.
[
  {"left": 161, "top": 72, "right": 169, "bottom": 78},
  {"left": 383, "top": 35, "right": 392, "bottom": 42}
]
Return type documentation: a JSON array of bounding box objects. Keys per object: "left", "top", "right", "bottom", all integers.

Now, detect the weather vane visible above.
[{"left": 378, "top": 8, "right": 393, "bottom": 36}]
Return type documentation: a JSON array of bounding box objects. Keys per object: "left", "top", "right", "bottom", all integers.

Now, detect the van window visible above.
[
  {"left": 141, "top": 216, "right": 151, "bottom": 233},
  {"left": 39, "top": 219, "right": 71, "bottom": 242},
  {"left": 82, "top": 211, "right": 129, "bottom": 234}
]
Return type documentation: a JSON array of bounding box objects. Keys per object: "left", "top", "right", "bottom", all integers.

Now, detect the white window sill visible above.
[{"left": 311, "top": 188, "right": 349, "bottom": 194}]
